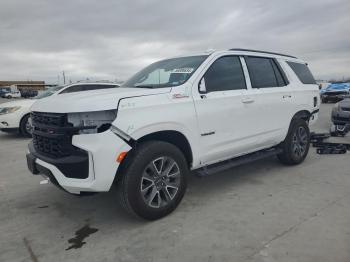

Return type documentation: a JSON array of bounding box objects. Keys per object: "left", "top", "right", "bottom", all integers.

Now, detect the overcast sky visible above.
[{"left": 0, "top": 0, "right": 349, "bottom": 84}]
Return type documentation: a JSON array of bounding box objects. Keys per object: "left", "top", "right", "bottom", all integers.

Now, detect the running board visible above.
[{"left": 195, "top": 147, "right": 282, "bottom": 177}]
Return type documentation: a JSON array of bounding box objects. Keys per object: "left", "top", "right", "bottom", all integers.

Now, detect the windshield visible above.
[
  {"left": 35, "top": 85, "right": 64, "bottom": 99},
  {"left": 122, "top": 55, "right": 208, "bottom": 88}
]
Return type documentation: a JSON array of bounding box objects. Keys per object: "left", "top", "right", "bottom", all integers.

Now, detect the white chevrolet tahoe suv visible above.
[{"left": 27, "top": 49, "right": 320, "bottom": 220}]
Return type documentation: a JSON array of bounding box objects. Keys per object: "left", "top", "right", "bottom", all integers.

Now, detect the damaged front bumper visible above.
[{"left": 26, "top": 130, "right": 131, "bottom": 194}]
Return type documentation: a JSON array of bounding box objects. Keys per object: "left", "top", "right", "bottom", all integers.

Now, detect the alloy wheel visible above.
[
  {"left": 292, "top": 126, "right": 308, "bottom": 159},
  {"left": 140, "top": 156, "right": 181, "bottom": 208}
]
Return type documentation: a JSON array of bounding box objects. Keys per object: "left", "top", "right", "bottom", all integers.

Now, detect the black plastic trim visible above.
[
  {"left": 28, "top": 142, "right": 89, "bottom": 179},
  {"left": 311, "top": 109, "right": 320, "bottom": 115}
]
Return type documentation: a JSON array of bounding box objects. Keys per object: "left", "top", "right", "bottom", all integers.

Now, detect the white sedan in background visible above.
[
  {"left": 0, "top": 82, "right": 119, "bottom": 137},
  {"left": 3, "top": 90, "right": 22, "bottom": 99}
]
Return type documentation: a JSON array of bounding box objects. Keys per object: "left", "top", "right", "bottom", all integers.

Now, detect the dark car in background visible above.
[
  {"left": 321, "top": 83, "right": 350, "bottom": 103},
  {"left": 20, "top": 89, "right": 38, "bottom": 98},
  {"left": 331, "top": 98, "right": 350, "bottom": 135}
]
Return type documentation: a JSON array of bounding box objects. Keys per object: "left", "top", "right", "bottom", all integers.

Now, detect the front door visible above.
[{"left": 193, "top": 55, "right": 258, "bottom": 165}]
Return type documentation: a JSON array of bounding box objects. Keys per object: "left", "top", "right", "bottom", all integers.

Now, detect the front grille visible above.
[
  {"left": 31, "top": 112, "right": 67, "bottom": 127},
  {"left": 32, "top": 133, "right": 73, "bottom": 157},
  {"left": 333, "top": 116, "right": 350, "bottom": 123},
  {"left": 341, "top": 107, "right": 350, "bottom": 112},
  {"left": 31, "top": 112, "right": 76, "bottom": 158}
]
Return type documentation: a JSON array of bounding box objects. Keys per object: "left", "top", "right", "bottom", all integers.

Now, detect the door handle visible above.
[
  {"left": 241, "top": 97, "right": 255, "bottom": 104},
  {"left": 283, "top": 95, "right": 292, "bottom": 99}
]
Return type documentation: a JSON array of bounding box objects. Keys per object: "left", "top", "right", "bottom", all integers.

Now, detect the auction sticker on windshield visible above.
[{"left": 171, "top": 68, "right": 194, "bottom": 74}]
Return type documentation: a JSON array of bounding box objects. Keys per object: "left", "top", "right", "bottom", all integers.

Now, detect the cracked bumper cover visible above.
[{"left": 27, "top": 130, "right": 131, "bottom": 194}]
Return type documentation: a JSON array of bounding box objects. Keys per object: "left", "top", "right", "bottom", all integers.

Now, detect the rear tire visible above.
[
  {"left": 118, "top": 141, "right": 188, "bottom": 220},
  {"left": 19, "top": 114, "right": 33, "bottom": 138},
  {"left": 277, "top": 119, "right": 310, "bottom": 165}
]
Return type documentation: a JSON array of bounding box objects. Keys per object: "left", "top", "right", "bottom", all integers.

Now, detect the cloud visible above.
[{"left": 0, "top": 0, "right": 349, "bottom": 82}]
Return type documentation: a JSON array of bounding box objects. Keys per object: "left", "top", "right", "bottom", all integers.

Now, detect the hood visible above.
[
  {"left": 339, "top": 98, "right": 350, "bottom": 108},
  {"left": 31, "top": 87, "right": 170, "bottom": 113},
  {"left": 325, "top": 83, "right": 350, "bottom": 92},
  {"left": 0, "top": 99, "right": 36, "bottom": 108}
]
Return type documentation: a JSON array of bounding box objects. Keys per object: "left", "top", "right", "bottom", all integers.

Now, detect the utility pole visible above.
[{"left": 62, "top": 71, "right": 66, "bottom": 84}]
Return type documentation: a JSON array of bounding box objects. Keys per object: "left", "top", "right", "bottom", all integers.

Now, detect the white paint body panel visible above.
[
  {"left": 29, "top": 50, "right": 320, "bottom": 193},
  {"left": 0, "top": 99, "right": 36, "bottom": 129}
]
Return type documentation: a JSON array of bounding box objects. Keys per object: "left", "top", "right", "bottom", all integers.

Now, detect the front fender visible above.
[{"left": 113, "top": 94, "right": 201, "bottom": 168}]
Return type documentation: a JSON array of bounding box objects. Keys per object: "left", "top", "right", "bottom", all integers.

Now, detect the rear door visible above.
[
  {"left": 243, "top": 56, "right": 293, "bottom": 147},
  {"left": 193, "top": 55, "right": 259, "bottom": 164}
]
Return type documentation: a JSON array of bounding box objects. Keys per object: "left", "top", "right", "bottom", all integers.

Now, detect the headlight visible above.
[
  {"left": 67, "top": 110, "right": 117, "bottom": 134},
  {"left": 0, "top": 106, "right": 21, "bottom": 115}
]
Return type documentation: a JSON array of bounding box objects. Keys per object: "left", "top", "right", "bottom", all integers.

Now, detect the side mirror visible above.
[{"left": 199, "top": 77, "right": 207, "bottom": 93}]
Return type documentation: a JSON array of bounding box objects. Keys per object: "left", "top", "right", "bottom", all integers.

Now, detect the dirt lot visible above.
[{"left": 0, "top": 100, "right": 349, "bottom": 262}]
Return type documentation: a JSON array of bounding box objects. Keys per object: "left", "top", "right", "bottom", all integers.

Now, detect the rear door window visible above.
[
  {"left": 245, "top": 57, "right": 287, "bottom": 88},
  {"left": 286, "top": 62, "right": 316, "bottom": 84}
]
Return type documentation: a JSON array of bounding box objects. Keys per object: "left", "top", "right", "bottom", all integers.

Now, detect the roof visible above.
[{"left": 229, "top": 48, "right": 297, "bottom": 59}]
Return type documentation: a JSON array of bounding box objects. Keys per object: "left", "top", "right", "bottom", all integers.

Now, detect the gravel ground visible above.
[{"left": 0, "top": 100, "right": 349, "bottom": 262}]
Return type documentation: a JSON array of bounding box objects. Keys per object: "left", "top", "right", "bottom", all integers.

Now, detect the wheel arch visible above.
[
  {"left": 19, "top": 113, "right": 31, "bottom": 134},
  {"left": 292, "top": 110, "right": 312, "bottom": 122},
  {"left": 136, "top": 130, "right": 194, "bottom": 168},
  {"left": 282, "top": 110, "right": 311, "bottom": 142}
]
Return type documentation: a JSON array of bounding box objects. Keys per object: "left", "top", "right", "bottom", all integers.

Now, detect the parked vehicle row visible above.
[
  {"left": 24, "top": 49, "right": 320, "bottom": 220},
  {"left": 2, "top": 90, "right": 22, "bottom": 99},
  {"left": 0, "top": 88, "right": 11, "bottom": 97},
  {"left": 320, "top": 82, "right": 350, "bottom": 103},
  {"left": 331, "top": 98, "right": 350, "bottom": 135}
]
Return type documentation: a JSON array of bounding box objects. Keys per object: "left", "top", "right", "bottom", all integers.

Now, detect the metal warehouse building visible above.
[{"left": 0, "top": 80, "right": 46, "bottom": 91}]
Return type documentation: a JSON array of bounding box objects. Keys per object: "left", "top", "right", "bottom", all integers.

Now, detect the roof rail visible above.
[{"left": 229, "top": 48, "right": 297, "bottom": 59}]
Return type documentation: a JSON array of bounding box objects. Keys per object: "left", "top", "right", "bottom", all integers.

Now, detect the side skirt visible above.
[{"left": 195, "top": 147, "right": 283, "bottom": 177}]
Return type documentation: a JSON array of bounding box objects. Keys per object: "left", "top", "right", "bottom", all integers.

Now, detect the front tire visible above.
[
  {"left": 19, "top": 114, "right": 33, "bottom": 138},
  {"left": 118, "top": 141, "right": 188, "bottom": 220},
  {"left": 277, "top": 119, "right": 310, "bottom": 165}
]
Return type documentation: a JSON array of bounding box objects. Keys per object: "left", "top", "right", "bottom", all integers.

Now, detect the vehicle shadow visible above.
[
  {"left": 19, "top": 156, "right": 283, "bottom": 228},
  {"left": 0, "top": 132, "right": 31, "bottom": 141}
]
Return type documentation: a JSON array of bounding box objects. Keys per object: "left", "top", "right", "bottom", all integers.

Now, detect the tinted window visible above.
[
  {"left": 203, "top": 56, "right": 246, "bottom": 92},
  {"left": 287, "top": 62, "right": 316, "bottom": 84},
  {"left": 60, "top": 84, "right": 117, "bottom": 94},
  {"left": 82, "top": 84, "right": 117, "bottom": 91},
  {"left": 246, "top": 57, "right": 287, "bottom": 88},
  {"left": 60, "top": 85, "right": 84, "bottom": 94}
]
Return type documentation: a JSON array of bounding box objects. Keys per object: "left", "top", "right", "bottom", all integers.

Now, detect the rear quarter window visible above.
[{"left": 287, "top": 62, "right": 316, "bottom": 84}]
